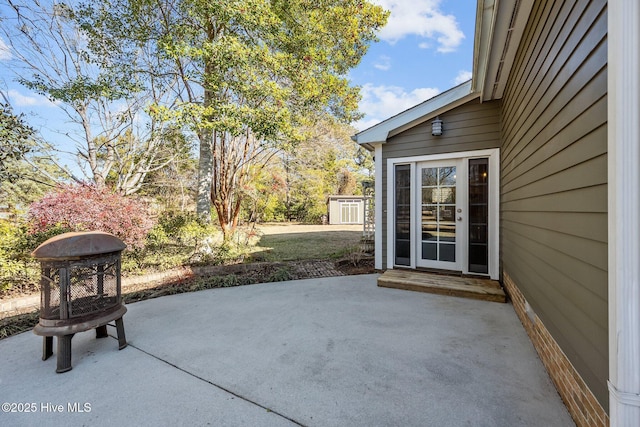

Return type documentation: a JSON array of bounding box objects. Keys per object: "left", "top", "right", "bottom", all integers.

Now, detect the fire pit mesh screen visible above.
[
  {"left": 40, "top": 253, "right": 120, "bottom": 321},
  {"left": 40, "top": 268, "right": 61, "bottom": 319}
]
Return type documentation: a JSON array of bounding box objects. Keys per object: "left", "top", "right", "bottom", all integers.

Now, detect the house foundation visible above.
[{"left": 503, "top": 272, "right": 609, "bottom": 427}]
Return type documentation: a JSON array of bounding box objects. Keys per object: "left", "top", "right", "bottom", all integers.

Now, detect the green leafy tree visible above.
[
  {"left": 0, "top": 101, "right": 34, "bottom": 182},
  {"left": 138, "top": 135, "right": 198, "bottom": 214},
  {"left": 0, "top": 99, "right": 63, "bottom": 214},
  {"left": 76, "top": 0, "right": 388, "bottom": 238},
  {"left": 279, "top": 119, "right": 370, "bottom": 222}
]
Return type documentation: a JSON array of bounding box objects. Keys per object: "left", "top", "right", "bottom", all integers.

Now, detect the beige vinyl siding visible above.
[
  {"left": 500, "top": 0, "right": 608, "bottom": 409},
  {"left": 380, "top": 99, "right": 501, "bottom": 267}
]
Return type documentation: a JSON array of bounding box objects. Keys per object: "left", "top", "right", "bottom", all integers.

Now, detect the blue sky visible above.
[
  {"left": 350, "top": 0, "right": 476, "bottom": 131},
  {"left": 0, "top": 0, "right": 477, "bottom": 166}
]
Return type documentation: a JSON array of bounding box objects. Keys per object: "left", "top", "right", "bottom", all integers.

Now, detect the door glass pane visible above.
[
  {"left": 439, "top": 223, "right": 456, "bottom": 242},
  {"left": 422, "top": 205, "right": 437, "bottom": 222},
  {"left": 421, "top": 165, "right": 456, "bottom": 262},
  {"left": 422, "top": 242, "right": 437, "bottom": 260},
  {"left": 397, "top": 188, "right": 410, "bottom": 205},
  {"left": 397, "top": 240, "right": 410, "bottom": 260},
  {"left": 469, "top": 159, "right": 489, "bottom": 273},
  {"left": 440, "top": 187, "right": 456, "bottom": 203},
  {"left": 396, "top": 169, "right": 411, "bottom": 187},
  {"left": 439, "top": 243, "right": 456, "bottom": 262},
  {"left": 422, "top": 168, "right": 438, "bottom": 186},
  {"left": 438, "top": 206, "right": 455, "bottom": 223},
  {"left": 469, "top": 225, "right": 487, "bottom": 243},
  {"left": 422, "top": 188, "right": 434, "bottom": 204},
  {"left": 395, "top": 165, "right": 411, "bottom": 266},
  {"left": 422, "top": 223, "right": 437, "bottom": 241},
  {"left": 439, "top": 167, "right": 457, "bottom": 185},
  {"left": 396, "top": 222, "right": 410, "bottom": 240}
]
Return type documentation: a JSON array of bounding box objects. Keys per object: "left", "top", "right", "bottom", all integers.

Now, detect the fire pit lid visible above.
[{"left": 32, "top": 231, "right": 126, "bottom": 260}]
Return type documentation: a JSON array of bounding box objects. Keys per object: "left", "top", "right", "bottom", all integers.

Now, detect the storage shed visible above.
[{"left": 326, "top": 195, "right": 365, "bottom": 225}]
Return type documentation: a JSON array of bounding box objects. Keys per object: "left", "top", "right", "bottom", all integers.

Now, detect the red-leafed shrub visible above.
[{"left": 28, "top": 184, "right": 154, "bottom": 249}]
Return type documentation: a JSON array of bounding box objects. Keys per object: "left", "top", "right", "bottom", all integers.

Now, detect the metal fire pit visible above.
[{"left": 32, "top": 231, "right": 128, "bottom": 373}]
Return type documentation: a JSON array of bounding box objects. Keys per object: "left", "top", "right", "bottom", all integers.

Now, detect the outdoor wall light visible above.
[{"left": 432, "top": 117, "right": 443, "bottom": 136}]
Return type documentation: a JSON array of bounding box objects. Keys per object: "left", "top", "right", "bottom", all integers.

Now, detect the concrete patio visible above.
[{"left": 0, "top": 274, "right": 574, "bottom": 426}]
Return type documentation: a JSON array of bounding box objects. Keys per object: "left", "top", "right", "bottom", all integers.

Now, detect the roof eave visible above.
[
  {"left": 472, "top": 0, "right": 497, "bottom": 96},
  {"left": 352, "top": 0, "right": 536, "bottom": 146},
  {"left": 474, "top": 0, "right": 536, "bottom": 101},
  {"left": 352, "top": 80, "right": 475, "bottom": 146}
]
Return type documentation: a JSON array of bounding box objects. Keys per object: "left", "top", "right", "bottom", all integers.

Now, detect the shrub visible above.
[
  {"left": 28, "top": 183, "right": 154, "bottom": 249},
  {"left": 0, "top": 221, "right": 24, "bottom": 291},
  {"left": 150, "top": 211, "right": 219, "bottom": 253},
  {"left": 266, "top": 266, "right": 293, "bottom": 282},
  {"left": 0, "top": 220, "right": 40, "bottom": 291}
]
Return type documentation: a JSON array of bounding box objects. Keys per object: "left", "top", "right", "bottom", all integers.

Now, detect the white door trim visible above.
[
  {"left": 374, "top": 144, "right": 383, "bottom": 270},
  {"left": 387, "top": 148, "right": 500, "bottom": 280}
]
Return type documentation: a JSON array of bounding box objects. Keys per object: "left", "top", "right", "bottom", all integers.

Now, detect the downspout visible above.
[{"left": 608, "top": 1, "right": 640, "bottom": 425}]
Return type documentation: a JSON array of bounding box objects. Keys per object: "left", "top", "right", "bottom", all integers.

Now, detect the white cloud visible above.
[
  {"left": 354, "top": 84, "right": 440, "bottom": 131},
  {"left": 453, "top": 70, "right": 472, "bottom": 85},
  {"left": 373, "top": 55, "right": 392, "bottom": 71},
  {"left": 373, "top": 0, "right": 465, "bottom": 52},
  {"left": 354, "top": 117, "right": 383, "bottom": 132},
  {"left": 8, "top": 89, "right": 56, "bottom": 107},
  {"left": 0, "top": 37, "right": 11, "bottom": 60}
]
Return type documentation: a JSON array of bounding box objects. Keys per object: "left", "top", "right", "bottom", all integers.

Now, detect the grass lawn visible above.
[
  {"left": 251, "top": 224, "right": 363, "bottom": 261},
  {"left": 1, "top": 223, "right": 372, "bottom": 339}
]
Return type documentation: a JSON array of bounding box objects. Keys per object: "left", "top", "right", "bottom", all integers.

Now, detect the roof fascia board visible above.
[
  {"left": 491, "top": 0, "right": 534, "bottom": 99},
  {"left": 472, "top": 0, "right": 497, "bottom": 95},
  {"left": 352, "top": 80, "right": 474, "bottom": 146},
  {"left": 479, "top": 0, "right": 535, "bottom": 101}
]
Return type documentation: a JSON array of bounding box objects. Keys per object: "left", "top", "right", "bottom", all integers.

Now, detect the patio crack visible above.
[{"left": 123, "top": 340, "right": 307, "bottom": 426}]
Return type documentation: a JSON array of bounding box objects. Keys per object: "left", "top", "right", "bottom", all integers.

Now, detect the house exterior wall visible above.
[
  {"left": 499, "top": 0, "right": 608, "bottom": 419},
  {"left": 380, "top": 99, "right": 501, "bottom": 267}
]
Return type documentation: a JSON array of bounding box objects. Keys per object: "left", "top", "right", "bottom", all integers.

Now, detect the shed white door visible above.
[{"left": 340, "top": 200, "right": 360, "bottom": 224}]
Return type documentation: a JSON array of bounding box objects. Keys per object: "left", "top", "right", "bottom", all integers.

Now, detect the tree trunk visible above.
[
  {"left": 196, "top": 130, "right": 213, "bottom": 220},
  {"left": 213, "top": 197, "right": 238, "bottom": 242},
  {"left": 196, "top": 27, "right": 216, "bottom": 220}
]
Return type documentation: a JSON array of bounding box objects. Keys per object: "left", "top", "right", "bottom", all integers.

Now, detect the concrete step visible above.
[{"left": 378, "top": 269, "right": 506, "bottom": 303}]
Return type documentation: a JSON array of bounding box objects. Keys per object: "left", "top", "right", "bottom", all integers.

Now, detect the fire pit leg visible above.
[
  {"left": 56, "top": 334, "right": 74, "bottom": 373},
  {"left": 42, "top": 336, "right": 53, "bottom": 361},
  {"left": 115, "top": 317, "right": 127, "bottom": 350},
  {"left": 95, "top": 325, "right": 108, "bottom": 338}
]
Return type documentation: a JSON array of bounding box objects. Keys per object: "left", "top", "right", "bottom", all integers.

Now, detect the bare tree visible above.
[{"left": 1, "top": 0, "right": 183, "bottom": 194}]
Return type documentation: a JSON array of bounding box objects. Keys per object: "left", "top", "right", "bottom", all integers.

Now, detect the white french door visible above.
[
  {"left": 416, "top": 160, "right": 463, "bottom": 271},
  {"left": 389, "top": 149, "right": 499, "bottom": 279}
]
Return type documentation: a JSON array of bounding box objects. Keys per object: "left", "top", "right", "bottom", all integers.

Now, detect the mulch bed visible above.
[
  {"left": 0, "top": 258, "right": 375, "bottom": 340},
  {"left": 0, "top": 282, "right": 40, "bottom": 301}
]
